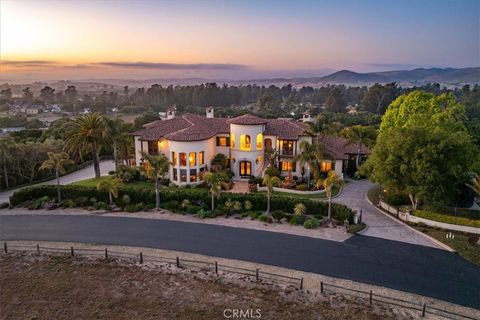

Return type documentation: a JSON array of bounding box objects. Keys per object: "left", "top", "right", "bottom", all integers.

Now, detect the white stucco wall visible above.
[
  {"left": 230, "top": 124, "right": 265, "bottom": 179},
  {"left": 169, "top": 139, "right": 212, "bottom": 185}
]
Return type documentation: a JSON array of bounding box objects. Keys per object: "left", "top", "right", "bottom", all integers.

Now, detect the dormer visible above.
[
  {"left": 302, "top": 112, "right": 312, "bottom": 123},
  {"left": 166, "top": 108, "right": 175, "bottom": 119}
]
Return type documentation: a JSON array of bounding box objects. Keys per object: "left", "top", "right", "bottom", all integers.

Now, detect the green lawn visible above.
[
  {"left": 412, "top": 225, "right": 480, "bottom": 266},
  {"left": 71, "top": 176, "right": 154, "bottom": 189}
]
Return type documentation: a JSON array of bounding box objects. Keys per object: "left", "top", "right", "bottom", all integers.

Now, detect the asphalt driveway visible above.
[{"left": 0, "top": 214, "right": 478, "bottom": 309}]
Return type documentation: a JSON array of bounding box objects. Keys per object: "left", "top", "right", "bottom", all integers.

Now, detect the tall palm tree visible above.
[
  {"left": 467, "top": 173, "right": 480, "bottom": 196},
  {"left": 140, "top": 151, "right": 170, "bottom": 210},
  {"left": 39, "top": 152, "right": 74, "bottom": 202},
  {"left": 97, "top": 178, "right": 122, "bottom": 205},
  {"left": 64, "top": 113, "right": 106, "bottom": 178},
  {"left": 204, "top": 171, "right": 225, "bottom": 210},
  {"left": 316, "top": 170, "right": 344, "bottom": 225},
  {"left": 104, "top": 117, "right": 128, "bottom": 171},
  {"left": 342, "top": 125, "right": 376, "bottom": 168},
  {"left": 0, "top": 137, "right": 15, "bottom": 189},
  {"left": 294, "top": 140, "right": 327, "bottom": 186},
  {"left": 262, "top": 174, "right": 281, "bottom": 214}
]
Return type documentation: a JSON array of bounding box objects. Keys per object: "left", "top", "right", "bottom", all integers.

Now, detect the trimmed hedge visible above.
[
  {"left": 10, "top": 185, "right": 355, "bottom": 223},
  {"left": 413, "top": 210, "right": 480, "bottom": 228}
]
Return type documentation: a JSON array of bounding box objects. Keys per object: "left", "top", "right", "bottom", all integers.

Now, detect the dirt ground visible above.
[{"left": 0, "top": 253, "right": 408, "bottom": 320}]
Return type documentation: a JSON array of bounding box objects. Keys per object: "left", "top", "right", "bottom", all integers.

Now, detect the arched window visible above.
[
  {"left": 240, "top": 134, "right": 251, "bottom": 151},
  {"left": 264, "top": 138, "right": 272, "bottom": 151},
  {"left": 256, "top": 133, "right": 263, "bottom": 150},
  {"left": 230, "top": 133, "right": 236, "bottom": 148}
]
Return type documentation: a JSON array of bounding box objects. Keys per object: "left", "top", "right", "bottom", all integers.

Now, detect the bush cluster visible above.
[
  {"left": 413, "top": 210, "right": 480, "bottom": 228},
  {"left": 10, "top": 184, "right": 354, "bottom": 223}
]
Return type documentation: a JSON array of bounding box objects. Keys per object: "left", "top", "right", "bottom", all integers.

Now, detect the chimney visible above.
[
  {"left": 206, "top": 107, "right": 214, "bottom": 118},
  {"left": 302, "top": 112, "right": 312, "bottom": 122},
  {"left": 166, "top": 108, "right": 175, "bottom": 119}
]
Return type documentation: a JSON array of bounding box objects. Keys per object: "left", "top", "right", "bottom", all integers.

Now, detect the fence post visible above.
[
  {"left": 421, "top": 303, "right": 426, "bottom": 317},
  {"left": 300, "top": 277, "right": 304, "bottom": 290},
  {"left": 36, "top": 244, "right": 40, "bottom": 255},
  {"left": 105, "top": 248, "right": 108, "bottom": 260},
  {"left": 3, "top": 242, "right": 7, "bottom": 254},
  {"left": 176, "top": 256, "right": 180, "bottom": 268},
  {"left": 369, "top": 290, "right": 372, "bottom": 305},
  {"left": 139, "top": 252, "right": 143, "bottom": 264},
  {"left": 70, "top": 247, "right": 74, "bottom": 257},
  {"left": 255, "top": 269, "right": 259, "bottom": 281},
  {"left": 215, "top": 261, "right": 218, "bottom": 274},
  {"left": 320, "top": 281, "right": 324, "bottom": 293}
]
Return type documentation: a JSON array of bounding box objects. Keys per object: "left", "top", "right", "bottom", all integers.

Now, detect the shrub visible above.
[
  {"left": 108, "top": 170, "right": 115, "bottom": 175},
  {"left": 115, "top": 165, "right": 140, "bottom": 183},
  {"left": 121, "top": 194, "right": 131, "bottom": 206},
  {"left": 295, "top": 184, "right": 308, "bottom": 191},
  {"left": 125, "top": 204, "right": 137, "bottom": 213},
  {"left": 94, "top": 201, "right": 109, "bottom": 210},
  {"left": 60, "top": 199, "right": 76, "bottom": 208},
  {"left": 271, "top": 210, "right": 285, "bottom": 222},
  {"left": 347, "top": 222, "right": 366, "bottom": 234},
  {"left": 304, "top": 218, "right": 320, "bottom": 229},
  {"left": 265, "top": 166, "right": 279, "bottom": 177},
  {"left": 257, "top": 214, "right": 273, "bottom": 223},
  {"left": 212, "top": 208, "right": 224, "bottom": 217},
  {"left": 289, "top": 214, "right": 305, "bottom": 225},
  {"left": 75, "top": 196, "right": 90, "bottom": 207},
  {"left": 89, "top": 197, "right": 98, "bottom": 206},
  {"left": 134, "top": 203, "right": 145, "bottom": 212},
  {"left": 197, "top": 209, "right": 215, "bottom": 219},
  {"left": 186, "top": 205, "right": 202, "bottom": 215},
  {"left": 293, "top": 203, "right": 306, "bottom": 216},
  {"left": 0, "top": 202, "right": 10, "bottom": 209},
  {"left": 249, "top": 211, "right": 260, "bottom": 219},
  {"left": 385, "top": 192, "right": 410, "bottom": 206},
  {"left": 162, "top": 200, "right": 180, "bottom": 211},
  {"left": 181, "top": 199, "right": 191, "bottom": 209},
  {"left": 243, "top": 200, "right": 253, "bottom": 211}
]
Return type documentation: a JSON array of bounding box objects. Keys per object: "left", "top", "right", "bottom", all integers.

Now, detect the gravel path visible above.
[
  {"left": 334, "top": 180, "right": 442, "bottom": 249},
  {"left": 0, "top": 160, "right": 115, "bottom": 203}
]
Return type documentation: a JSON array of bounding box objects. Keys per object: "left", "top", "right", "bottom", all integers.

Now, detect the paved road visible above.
[
  {"left": 0, "top": 215, "right": 478, "bottom": 309},
  {"left": 0, "top": 160, "right": 115, "bottom": 203},
  {"left": 334, "top": 180, "right": 440, "bottom": 248}
]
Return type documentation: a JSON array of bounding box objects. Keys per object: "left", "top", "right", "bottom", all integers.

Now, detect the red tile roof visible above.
[
  {"left": 227, "top": 114, "right": 268, "bottom": 125},
  {"left": 319, "top": 135, "right": 371, "bottom": 159}
]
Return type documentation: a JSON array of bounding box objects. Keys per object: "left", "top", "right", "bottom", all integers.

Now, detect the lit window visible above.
[
  {"left": 189, "top": 152, "right": 196, "bottom": 166},
  {"left": 180, "top": 169, "right": 187, "bottom": 182},
  {"left": 281, "top": 161, "right": 294, "bottom": 172},
  {"left": 230, "top": 133, "right": 235, "bottom": 148},
  {"left": 240, "top": 135, "right": 251, "bottom": 151},
  {"left": 190, "top": 169, "right": 197, "bottom": 182},
  {"left": 321, "top": 161, "right": 332, "bottom": 172},
  {"left": 180, "top": 153, "right": 187, "bottom": 166},
  {"left": 171, "top": 152, "right": 177, "bottom": 166},
  {"left": 173, "top": 168, "right": 178, "bottom": 181},
  {"left": 199, "top": 151, "right": 204, "bottom": 165},
  {"left": 216, "top": 136, "right": 229, "bottom": 147},
  {"left": 256, "top": 133, "right": 263, "bottom": 150}
]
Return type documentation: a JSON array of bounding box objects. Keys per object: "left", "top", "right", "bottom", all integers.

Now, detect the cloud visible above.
[
  {"left": 1, "top": 60, "right": 58, "bottom": 68},
  {"left": 95, "top": 61, "right": 249, "bottom": 70}
]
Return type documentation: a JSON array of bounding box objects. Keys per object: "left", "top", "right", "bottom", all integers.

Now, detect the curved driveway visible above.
[
  {"left": 334, "top": 180, "right": 441, "bottom": 248},
  {"left": 0, "top": 214, "right": 478, "bottom": 309},
  {"left": 0, "top": 160, "right": 115, "bottom": 203}
]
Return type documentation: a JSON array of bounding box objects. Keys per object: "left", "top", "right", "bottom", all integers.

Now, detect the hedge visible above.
[
  {"left": 10, "top": 185, "right": 354, "bottom": 223},
  {"left": 413, "top": 210, "right": 480, "bottom": 228}
]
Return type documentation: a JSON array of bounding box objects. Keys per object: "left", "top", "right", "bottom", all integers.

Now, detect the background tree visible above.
[
  {"left": 341, "top": 125, "right": 376, "bottom": 168},
  {"left": 140, "top": 151, "right": 170, "bottom": 210},
  {"left": 22, "top": 87, "right": 33, "bottom": 101},
  {"left": 0, "top": 137, "right": 15, "bottom": 189},
  {"left": 262, "top": 174, "right": 281, "bottom": 213},
  {"left": 64, "top": 113, "right": 106, "bottom": 178},
  {"left": 361, "top": 83, "right": 399, "bottom": 114},
  {"left": 104, "top": 117, "right": 128, "bottom": 171},
  {"left": 316, "top": 171, "right": 344, "bottom": 225},
  {"left": 39, "top": 152, "right": 74, "bottom": 202},
  {"left": 0, "top": 88, "right": 12, "bottom": 101},
  {"left": 96, "top": 178, "right": 121, "bottom": 205},
  {"left": 466, "top": 173, "right": 480, "bottom": 196},
  {"left": 204, "top": 171, "right": 225, "bottom": 210},
  {"left": 40, "top": 86, "right": 55, "bottom": 104},
  {"left": 325, "top": 87, "right": 346, "bottom": 113}
]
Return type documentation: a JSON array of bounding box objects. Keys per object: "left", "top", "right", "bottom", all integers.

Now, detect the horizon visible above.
[{"left": 1, "top": 0, "right": 479, "bottom": 82}]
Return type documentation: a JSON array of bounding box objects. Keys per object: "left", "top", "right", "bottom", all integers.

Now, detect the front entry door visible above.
[{"left": 239, "top": 161, "right": 251, "bottom": 177}]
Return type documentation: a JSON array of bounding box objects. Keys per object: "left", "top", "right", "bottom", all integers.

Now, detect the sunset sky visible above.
[{"left": 1, "top": 0, "right": 479, "bottom": 82}]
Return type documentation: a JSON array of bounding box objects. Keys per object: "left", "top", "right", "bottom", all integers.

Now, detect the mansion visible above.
[{"left": 132, "top": 108, "right": 370, "bottom": 185}]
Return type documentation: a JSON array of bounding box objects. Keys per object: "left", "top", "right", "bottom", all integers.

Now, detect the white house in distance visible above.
[{"left": 132, "top": 108, "right": 370, "bottom": 185}]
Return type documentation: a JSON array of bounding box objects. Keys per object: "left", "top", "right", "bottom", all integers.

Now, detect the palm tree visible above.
[
  {"left": 294, "top": 141, "right": 327, "bottom": 186},
  {"left": 39, "top": 152, "right": 74, "bottom": 202},
  {"left": 204, "top": 171, "right": 225, "bottom": 210},
  {"left": 96, "top": 178, "right": 122, "bottom": 205},
  {"left": 0, "top": 137, "right": 15, "bottom": 189},
  {"left": 64, "top": 113, "right": 105, "bottom": 178},
  {"left": 262, "top": 174, "right": 281, "bottom": 214},
  {"left": 342, "top": 125, "right": 376, "bottom": 168},
  {"left": 316, "top": 170, "right": 344, "bottom": 225},
  {"left": 467, "top": 173, "right": 480, "bottom": 196},
  {"left": 104, "top": 117, "right": 128, "bottom": 171},
  {"left": 140, "top": 151, "right": 170, "bottom": 210}
]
